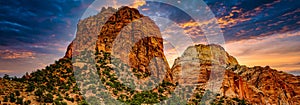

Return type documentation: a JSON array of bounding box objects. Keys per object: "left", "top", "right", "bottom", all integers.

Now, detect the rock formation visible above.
[
  {"left": 172, "top": 44, "right": 300, "bottom": 104},
  {"left": 67, "top": 6, "right": 300, "bottom": 104},
  {"left": 95, "top": 6, "right": 172, "bottom": 81}
]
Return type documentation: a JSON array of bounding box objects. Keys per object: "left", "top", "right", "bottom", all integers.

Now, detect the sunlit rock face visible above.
[
  {"left": 65, "top": 6, "right": 173, "bottom": 82},
  {"left": 68, "top": 6, "right": 175, "bottom": 103},
  {"left": 172, "top": 44, "right": 300, "bottom": 104},
  {"left": 64, "top": 7, "right": 118, "bottom": 58},
  {"left": 95, "top": 6, "right": 173, "bottom": 82},
  {"left": 171, "top": 44, "right": 238, "bottom": 85},
  {"left": 230, "top": 65, "right": 300, "bottom": 104}
]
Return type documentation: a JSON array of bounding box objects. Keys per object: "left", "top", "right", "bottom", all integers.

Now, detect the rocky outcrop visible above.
[
  {"left": 95, "top": 6, "right": 172, "bottom": 82},
  {"left": 171, "top": 44, "right": 238, "bottom": 85},
  {"left": 64, "top": 7, "right": 118, "bottom": 58},
  {"left": 64, "top": 41, "right": 73, "bottom": 58},
  {"left": 65, "top": 6, "right": 173, "bottom": 81},
  {"left": 231, "top": 65, "right": 300, "bottom": 104},
  {"left": 172, "top": 44, "right": 300, "bottom": 104}
]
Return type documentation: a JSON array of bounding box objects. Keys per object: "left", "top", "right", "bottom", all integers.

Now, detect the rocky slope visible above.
[{"left": 0, "top": 58, "right": 85, "bottom": 105}]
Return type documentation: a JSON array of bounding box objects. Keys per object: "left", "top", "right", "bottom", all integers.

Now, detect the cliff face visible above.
[
  {"left": 95, "top": 7, "right": 172, "bottom": 81},
  {"left": 66, "top": 6, "right": 172, "bottom": 81},
  {"left": 230, "top": 65, "right": 300, "bottom": 104},
  {"left": 172, "top": 44, "right": 300, "bottom": 104},
  {"left": 64, "top": 7, "right": 118, "bottom": 58},
  {"left": 70, "top": 6, "right": 175, "bottom": 103},
  {"left": 171, "top": 44, "right": 238, "bottom": 85}
]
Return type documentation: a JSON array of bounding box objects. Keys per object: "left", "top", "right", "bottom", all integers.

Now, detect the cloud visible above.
[
  {"left": 129, "top": 0, "right": 146, "bottom": 8},
  {"left": 0, "top": 70, "right": 13, "bottom": 73},
  {"left": 0, "top": 50, "right": 35, "bottom": 59},
  {"left": 0, "top": 52, "right": 60, "bottom": 77},
  {"left": 0, "top": 0, "right": 93, "bottom": 52},
  {"left": 287, "top": 70, "right": 300, "bottom": 76},
  {"left": 202, "top": 0, "right": 299, "bottom": 42},
  {"left": 225, "top": 31, "right": 300, "bottom": 71},
  {"left": 217, "top": 8, "right": 251, "bottom": 28}
]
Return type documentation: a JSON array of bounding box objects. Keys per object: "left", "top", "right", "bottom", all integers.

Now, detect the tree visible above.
[
  {"left": 15, "top": 90, "right": 21, "bottom": 96},
  {"left": 3, "top": 74, "right": 10, "bottom": 80},
  {"left": 34, "top": 89, "right": 43, "bottom": 96},
  {"left": 79, "top": 100, "right": 89, "bottom": 105},
  {"left": 3, "top": 96, "right": 8, "bottom": 102},
  {"left": 24, "top": 100, "right": 31, "bottom": 105},
  {"left": 26, "top": 83, "right": 35, "bottom": 92},
  {"left": 44, "top": 93, "right": 54, "bottom": 103},
  {"left": 16, "top": 97, "right": 23, "bottom": 104},
  {"left": 9, "top": 93, "right": 16, "bottom": 102}
]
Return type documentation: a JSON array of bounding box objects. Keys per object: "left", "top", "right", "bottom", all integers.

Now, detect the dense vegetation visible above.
[
  {"left": 0, "top": 58, "right": 84, "bottom": 105},
  {"left": 0, "top": 49, "right": 249, "bottom": 105}
]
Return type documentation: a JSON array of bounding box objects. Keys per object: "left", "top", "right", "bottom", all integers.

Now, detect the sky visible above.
[{"left": 0, "top": 0, "right": 299, "bottom": 77}]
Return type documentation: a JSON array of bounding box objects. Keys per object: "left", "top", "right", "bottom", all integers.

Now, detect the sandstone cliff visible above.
[
  {"left": 64, "top": 7, "right": 118, "bottom": 58},
  {"left": 172, "top": 44, "right": 300, "bottom": 104},
  {"left": 95, "top": 6, "right": 172, "bottom": 81},
  {"left": 69, "top": 6, "right": 176, "bottom": 104}
]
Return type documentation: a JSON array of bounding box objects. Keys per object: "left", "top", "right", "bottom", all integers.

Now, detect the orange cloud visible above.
[
  {"left": 225, "top": 31, "right": 300, "bottom": 72},
  {"left": 0, "top": 70, "right": 13, "bottom": 73},
  {"left": 217, "top": 0, "right": 281, "bottom": 28},
  {"left": 0, "top": 50, "right": 35, "bottom": 59},
  {"left": 178, "top": 19, "right": 221, "bottom": 39},
  {"left": 129, "top": 0, "right": 146, "bottom": 8},
  {"left": 217, "top": 8, "right": 251, "bottom": 28}
]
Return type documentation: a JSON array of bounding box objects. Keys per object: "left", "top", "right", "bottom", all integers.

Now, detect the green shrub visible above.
[
  {"left": 3, "top": 96, "right": 8, "bottom": 102},
  {"left": 26, "top": 83, "right": 35, "bottom": 92},
  {"left": 79, "top": 100, "right": 89, "bottom": 105},
  {"left": 34, "top": 89, "right": 43, "bottom": 96},
  {"left": 44, "top": 93, "right": 54, "bottom": 103},
  {"left": 16, "top": 97, "right": 23, "bottom": 104},
  {"left": 9, "top": 93, "right": 16, "bottom": 102},
  {"left": 15, "top": 90, "right": 21, "bottom": 96},
  {"left": 24, "top": 100, "right": 31, "bottom": 105}
]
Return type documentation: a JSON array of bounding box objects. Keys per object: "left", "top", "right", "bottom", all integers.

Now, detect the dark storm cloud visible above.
[{"left": 0, "top": 0, "right": 94, "bottom": 54}]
